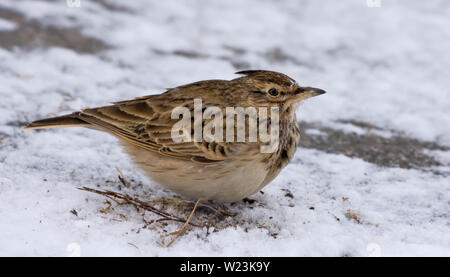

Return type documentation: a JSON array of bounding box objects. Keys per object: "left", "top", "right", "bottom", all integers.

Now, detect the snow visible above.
[
  {"left": 0, "top": 0, "right": 449, "bottom": 256},
  {"left": 0, "top": 18, "right": 16, "bottom": 31}
]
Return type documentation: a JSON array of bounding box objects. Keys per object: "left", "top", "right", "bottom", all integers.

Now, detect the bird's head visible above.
[{"left": 234, "top": 70, "right": 326, "bottom": 110}]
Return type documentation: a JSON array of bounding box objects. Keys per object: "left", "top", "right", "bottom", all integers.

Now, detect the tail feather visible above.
[{"left": 23, "top": 113, "right": 90, "bottom": 130}]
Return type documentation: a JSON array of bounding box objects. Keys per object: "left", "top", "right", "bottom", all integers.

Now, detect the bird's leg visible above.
[
  {"left": 164, "top": 198, "right": 206, "bottom": 247},
  {"left": 199, "top": 201, "right": 237, "bottom": 217}
]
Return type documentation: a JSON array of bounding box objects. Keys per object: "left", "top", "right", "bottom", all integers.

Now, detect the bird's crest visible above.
[{"left": 235, "top": 70, "right": 297, "bottom": 87}]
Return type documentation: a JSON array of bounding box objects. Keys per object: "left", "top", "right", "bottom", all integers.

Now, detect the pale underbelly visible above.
[{"left": 122, "top": 143, "right": 269, "bottom": 203}]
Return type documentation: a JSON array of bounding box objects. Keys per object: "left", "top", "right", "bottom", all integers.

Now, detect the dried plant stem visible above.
[
  {"left": 115, "top": 166, "right": 131, "bottom": 188},
  {"left": 166, "top": 198, "right": 205, "bottom": 247},
  {"left": 78, "top": 186, "right": 203, "bottom": 228}
]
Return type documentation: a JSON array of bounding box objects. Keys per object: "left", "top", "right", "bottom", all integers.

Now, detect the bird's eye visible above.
[{"left": 268, "top": 88, "right": 279, "bottom": 96}]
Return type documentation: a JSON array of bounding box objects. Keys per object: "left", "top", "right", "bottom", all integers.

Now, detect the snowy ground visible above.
[{"left": 0, "top": 0, "right": 449, "bottom": 256}]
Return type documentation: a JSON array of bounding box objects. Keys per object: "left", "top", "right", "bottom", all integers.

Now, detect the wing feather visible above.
[{"left": 77, "top": 95, "right": 229, "bottom": 163}]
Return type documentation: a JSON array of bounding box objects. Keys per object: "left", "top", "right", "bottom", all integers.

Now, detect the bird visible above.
[{"left": 24, "top": 70, "right": 325, "bottom": 245}]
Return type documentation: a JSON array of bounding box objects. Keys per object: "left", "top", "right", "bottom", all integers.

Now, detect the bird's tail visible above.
[{"left": 23, "top": 113, "right": 90, "bottom": 130}]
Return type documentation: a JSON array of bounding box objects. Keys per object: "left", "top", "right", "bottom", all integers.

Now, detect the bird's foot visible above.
[{"left": 198, "top": 201, "right": 237, "bottom": 217}]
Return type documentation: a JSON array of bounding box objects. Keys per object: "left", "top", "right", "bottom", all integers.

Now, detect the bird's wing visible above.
[{"left": 77, "top": 94, "right": 232, "bottom": 163}]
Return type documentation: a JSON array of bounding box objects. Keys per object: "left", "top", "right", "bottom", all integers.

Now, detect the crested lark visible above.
[{"left": 25, "top": 70, "right": 325, "bottom": 203}]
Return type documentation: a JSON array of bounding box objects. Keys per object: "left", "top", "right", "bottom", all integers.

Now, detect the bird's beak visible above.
[
  {"left": 303, "top": 87, "right": 326, "bottom": 97},
  {"left": 290, "top": 86, "right": 326, "bottom": 103}
]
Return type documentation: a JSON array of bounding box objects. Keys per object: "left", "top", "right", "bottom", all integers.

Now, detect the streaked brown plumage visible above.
[{"left": 25, "top": 70, "right": 325, "bottom": 203}]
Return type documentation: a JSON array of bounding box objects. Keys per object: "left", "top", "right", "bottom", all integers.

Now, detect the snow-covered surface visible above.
[
  {"left": 0, "top": 18, "right": 16, "bottom": 31},
  {"left": 0, "top": 0, "right": 449, "bottom": 256}
]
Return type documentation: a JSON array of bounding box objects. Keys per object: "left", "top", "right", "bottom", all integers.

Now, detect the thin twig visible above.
[
  {"left": 166, "top": 198, "right": 204, "bottom": 247},
  {"left": 115, "top": 166, "right": 131, "bottom": 188},
  {"left": 78, "top": 186, "right": 203, "bottom": 227}
]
